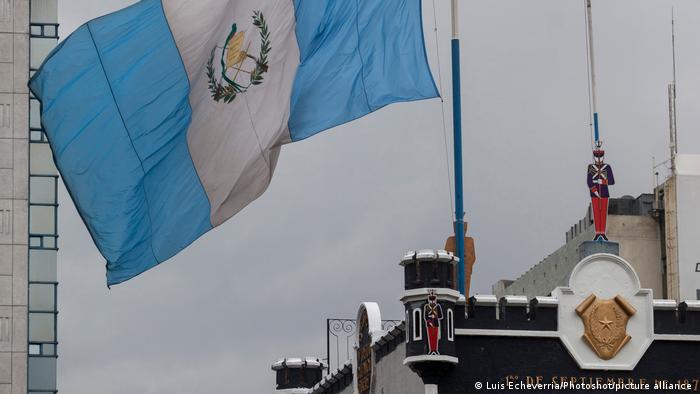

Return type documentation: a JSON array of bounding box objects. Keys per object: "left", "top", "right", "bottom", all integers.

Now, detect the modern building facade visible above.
[
  {"left": 0, "top": 0, "right": 59, "bottom": 393},
  {"left": 661, "top": 154, "right": 700, "bottom": 302}
]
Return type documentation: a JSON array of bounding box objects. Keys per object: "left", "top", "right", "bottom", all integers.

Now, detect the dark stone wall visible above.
[
  {"left": 654, "top": 303, "right": 700, "bottom": 335},
  {"left": 403, "top": 259, "right": 456, "bottom": 290},
  {"left": 438, "top": 336, "right": 700, "bottom": 393},
  {"left": 460, "top": 298, "right": 700, "bottom": 335},
  {"left": 311, "top": 364, "right": 353, "bottom": 394},
  {"left": 457, "top": 298, "right": 558, "bottom": 331},
  {"left": 275, "top": 366, "right": 324, "bottom": 390}
]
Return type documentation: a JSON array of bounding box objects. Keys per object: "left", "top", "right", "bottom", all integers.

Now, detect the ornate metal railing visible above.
[{"left": 325, "top": 318, "right": 402, "bottom": 373}]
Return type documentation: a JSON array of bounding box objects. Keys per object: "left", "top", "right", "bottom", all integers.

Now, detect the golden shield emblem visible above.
[{"left": 575, "top": 294, "right": 637, "bottom": 360}]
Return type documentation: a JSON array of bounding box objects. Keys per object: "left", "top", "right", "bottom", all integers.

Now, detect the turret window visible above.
[
  {"left": 405, "top": 310, "right": 410, "bottom": 343},
  {"left": 447, "top": 309, "right": 454, "bottom": 341},
  {"left": 412, "top": 308, "right": 422, "bottom": 341}
]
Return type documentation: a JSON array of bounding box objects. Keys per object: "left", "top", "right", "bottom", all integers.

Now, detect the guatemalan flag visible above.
[{"left": 29, "top": 0, "right": 438, "bottom": 285}]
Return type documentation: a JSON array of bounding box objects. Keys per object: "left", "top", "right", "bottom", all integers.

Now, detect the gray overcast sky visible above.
[{"left": 54, "top": 1, "right": 700, "bottom": 393}]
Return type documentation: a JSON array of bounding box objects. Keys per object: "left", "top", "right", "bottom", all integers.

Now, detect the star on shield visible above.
[{"left": 575, "top": 294, "right": 637, "bottom": 360}]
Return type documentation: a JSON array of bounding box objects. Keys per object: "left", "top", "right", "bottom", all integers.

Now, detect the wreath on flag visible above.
[{"left": 206, "top": 11, "right": 270, "bottom": 103}]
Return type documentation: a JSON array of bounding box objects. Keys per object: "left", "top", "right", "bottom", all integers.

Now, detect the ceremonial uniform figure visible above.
[
  {"left": 587, "top": 144, "right": 615, "bottom": 241},
  {"left": 424, "top": 290, "right": 444, "bottom": 355}
]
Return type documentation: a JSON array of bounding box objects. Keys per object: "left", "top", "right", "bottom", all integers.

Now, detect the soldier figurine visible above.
[
  {"left": 424, "top": 289, "right": 444, "bottom": 355},
  {"left": 587, "top": 142, "right": 615, "bottom": 241}
]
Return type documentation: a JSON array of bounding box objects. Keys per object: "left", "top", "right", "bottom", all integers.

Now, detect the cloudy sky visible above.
[{"left": 53, "top": 0, "right": 700, "bottom": 392}]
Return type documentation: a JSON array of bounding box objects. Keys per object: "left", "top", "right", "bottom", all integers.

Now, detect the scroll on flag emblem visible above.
[{"left": 29, "top": 0, "right": 439, "bottom": 285}]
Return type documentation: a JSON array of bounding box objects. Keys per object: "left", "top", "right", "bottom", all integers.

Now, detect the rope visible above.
[{"left": 433, "top": 0, "right": 455, "bottom": 222}]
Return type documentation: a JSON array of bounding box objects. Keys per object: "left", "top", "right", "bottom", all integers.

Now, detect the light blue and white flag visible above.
[{"left": 29, "top": 0, "right": 438, "bottom": 285}]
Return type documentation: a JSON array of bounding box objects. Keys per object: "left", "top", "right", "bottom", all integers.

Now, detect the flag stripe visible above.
[
  {"left": 162, "top": 0, "right": 299, "bottom": 226},
  {"left": 288, "top": 0, "right": 439, "bottom": 141},
  {"left": 30, "top": 0, "right": 212, "bottom": 285}
]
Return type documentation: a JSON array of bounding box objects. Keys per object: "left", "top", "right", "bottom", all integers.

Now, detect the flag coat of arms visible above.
[{"left": 29, "top": 0, "right": 438, "bottom": 285}]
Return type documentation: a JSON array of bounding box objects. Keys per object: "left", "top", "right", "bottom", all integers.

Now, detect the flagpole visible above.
[
  {"left": 586, "top": 0, "right": 600, "bottom": 144},
  {"left": 669, "top": 8, "right": 678, "bottom": 172},
  {"left": 451, "top": 0, "right": 466, "bottom": 295}
]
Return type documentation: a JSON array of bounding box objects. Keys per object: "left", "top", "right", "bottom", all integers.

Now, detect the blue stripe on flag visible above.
[
  {"left": 29, "top": 0, "right": 212, "bottom": 286},
  {"left": 289, "top": 0, "right": 439, "bottom": 141}
]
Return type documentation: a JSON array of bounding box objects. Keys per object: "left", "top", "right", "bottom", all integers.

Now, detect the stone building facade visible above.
[
  {"left": 1, "top": 0, "right": 59, "bottom": 393},
  {"left": 273, "top": 250, "right": 700, "bottom": 394}
]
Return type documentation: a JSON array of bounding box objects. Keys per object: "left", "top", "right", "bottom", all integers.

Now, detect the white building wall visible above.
[
  {"left": 0, "top": 1, "right": 30, "bottom": 393},
  {"left": 675, "top": 154, "right": 700, "bottom": 301},
  {"left": 373, "top": 344, "right": 424, "bottom": 394},
  {"left": 610, "top": 215, "right": 663, "bottom": 297}
]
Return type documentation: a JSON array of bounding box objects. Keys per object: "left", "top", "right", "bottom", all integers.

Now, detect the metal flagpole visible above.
[
  {"left": 451, "top": 0, "right": 466, "bottom": 295},
  {"left": 586, "top": 0, "right": 600, "bottom": 144},
  {"left": 669, "top": 8, "right": 678, "bottom": 172}
]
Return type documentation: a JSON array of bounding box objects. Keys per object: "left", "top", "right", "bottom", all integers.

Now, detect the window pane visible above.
[
  {"left": 30, "top": 0, "right": 58, "bottom": 23},
  {"left": 29, "top": 205, "right": 55, "bottom": 234},
  {"left": 30, "top": 143, "right": 57, "bottom": 175},
  {"left": 29, "top": 177, "right": 55, "bottom": 204},
  {"left": 43, "top": 344, "right": 56, "bottom": 355},
  {"left": 29, "top": 37, "right": 57, "bottom": 68},
  {"left": 29, "top": 249, "right": 57, "bottom": 282},
  {"left": 28, "top": 356, "right": 57, "bottom": 391},
  {"left": 29, "top": 344, "right": 41, "bottom": 355},
  {"left": 29, "top": 129, "right": 44, "bottom": 142},
  {"left": 29, "top": 99, "right": 41, "bottom": 129},
  {"left": 29, "top": 313, "right": 55, "bottom": 342},
  {"left": 29, "top": 283, "right": 55, "bottom": 311},
  {"left": 29, "top": 237, "right": 41, "bottom": 248},
  {"left": 43, "top": 236, "right": 56, "bottom": 249}
]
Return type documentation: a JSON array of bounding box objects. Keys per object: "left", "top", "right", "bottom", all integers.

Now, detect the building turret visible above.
[
  {"left": 401, "top": 250, "right": 461, "bottom": 392},
  {"left": 271, "top": 357, "right": 325, "bottom": 393}
]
